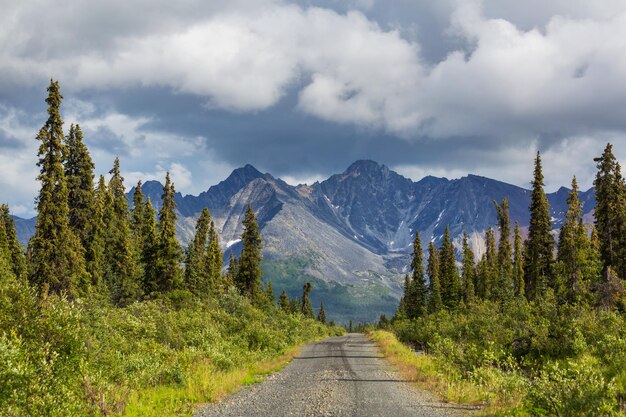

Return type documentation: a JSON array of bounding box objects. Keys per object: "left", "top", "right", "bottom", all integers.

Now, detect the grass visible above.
[
  {"left": 369, "top": 330, "right": 498, "bottom": 415},
  {"left": 123, "top": 345, "right": 305, "bottom": 417}
]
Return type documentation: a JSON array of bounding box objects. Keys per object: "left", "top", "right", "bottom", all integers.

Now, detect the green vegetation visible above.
[
  {"left": 386, "top": 144, "right": 626, "bottom": 416},
  {"left": 0, "top": 80, "right": 343, "bottom": 416},
  {"left": 0, "top": 274, "right": 341, "bottom": 417}
]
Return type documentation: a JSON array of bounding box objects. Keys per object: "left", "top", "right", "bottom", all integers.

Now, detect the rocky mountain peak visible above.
[{"left": 344, "top": 159, "right": 387, "bottom": 175}]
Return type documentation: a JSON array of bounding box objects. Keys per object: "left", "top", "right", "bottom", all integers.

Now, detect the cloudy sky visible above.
[{"left": 1, "top": 0, "right": 626, "bottom": 216}]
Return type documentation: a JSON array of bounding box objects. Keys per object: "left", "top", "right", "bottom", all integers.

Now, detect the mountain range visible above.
[{"left": 12, "top": 160, "right": 596, "bottom": 323}]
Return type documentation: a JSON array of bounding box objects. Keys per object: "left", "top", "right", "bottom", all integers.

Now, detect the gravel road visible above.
[{"left": 196, "top": 333, "right": 477, "bottom": 417}]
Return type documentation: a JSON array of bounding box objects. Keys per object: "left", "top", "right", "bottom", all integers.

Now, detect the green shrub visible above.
[
  {"left": 527, "top": 356, "right": 618, "bottom": 416},
  {"left": 0, "top": 275, "right": 342, "bottom": 416},
  {"left": 389, "top": 297, "right": 626, "bottom": 415}
]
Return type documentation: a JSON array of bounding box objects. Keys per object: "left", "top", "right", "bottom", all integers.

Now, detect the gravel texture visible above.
[{"left": 195, "top": 333, "right": 477, "bottom": 417}]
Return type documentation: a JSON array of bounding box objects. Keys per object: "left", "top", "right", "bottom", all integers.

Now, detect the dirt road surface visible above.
[{"left": 196, "top": 333, "right": 477, "bottom": 417}]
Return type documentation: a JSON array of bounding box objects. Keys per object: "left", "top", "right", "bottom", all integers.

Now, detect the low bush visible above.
[{"left": 385, "top": 298, "right": 626, "bottom": 416}]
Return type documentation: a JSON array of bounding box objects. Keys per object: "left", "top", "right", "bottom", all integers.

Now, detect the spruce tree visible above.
[
  {"left": 64, "top": 123, "right": 96, "bottom": 250},
  {"left": 131, "top": 180, "right": 145, "bottom": 241},
  {"left": 207, "top": 221, "right": 223, "bottom": 291},
  {"left": 476, "top": 254, "right": 488, "bottom": 299},
  {"left": 557, "top": 177, "right": 601, "bottom": 303},
  {"left": 87, "top": 175, "right": 108, "bottom": 290},
  {"left": 236, "top": 205, "right": 263, "bottom": 301},
  {"left": 593, "top": 143, "right": 626, "bottom": 279},
  {"left": 28, "top": 80, "right": 88, "bottom": 297},
  {"left": 106, "top": 157, "right": 140, "bottom": 304},
  {"left": 301, "top": 282, "right": 314, "bottom": 318},
  {"left": 0, "top": 205, "right": 26, "bottom": 279},
  {"left": 484, "top": 227, "right": 498, "bottom": 299},
  {"left": 0, "top": 208, "right": 11, "bottom": 272},
  {"left": 461, "top": 232, "right": 476, "bottom": 303},
  {"left": 513, "top": 222, "right": 525, "bottom": 297},
  {"left": 494, "top": 199, "right": 513, "bottom": 301},
  {"left": 317, "top": 301, "right": 326, "bottom": 324},
  {"left": 0, "top": 207, "right": 14, "bottom": 281},
  {"left": 524, "top": 152, "right": 555, "bottom": 300},
  {"left": 129, "top": 181, "right": 146, "bottom": 288},
  {"left": 156, "top": 172, "right": 183, "bottom": 292},
  {"left": 184, "top": 208, "right": 211, "bottom": 294},
  {"left": 427, "top": 242, "right": 442, "bottom": 313},
  {"left": 279, "top": 289, "right": 290, "bottom": 313},
  {"left": 439, "top": 226, "right": 460, "bottom": 309},
  {"left": 141, "top": 197, "right": 159, "bottom": 295},
  {"left": 407, "top": 231, "right": 427, "bottom": 318}
]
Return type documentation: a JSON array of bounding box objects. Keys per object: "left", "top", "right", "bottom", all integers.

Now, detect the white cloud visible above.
[
  {"left": 281, "top": 173, "right": 327, "bottom": 186},
  {"left": 0, "top": 106, "right": 41, "bottom": 215},
  {"left": 3, "top": 0, "right": 626, "bottom": 143},
  {"left": 124, "top": 162, "right": 193, "bottom": 192}
]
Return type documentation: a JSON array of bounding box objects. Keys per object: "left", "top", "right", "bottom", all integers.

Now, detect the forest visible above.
[
  {"left": 0, "top": 82, "right": 341, "bottom": 416},
  {"left": 385, "top": 141, "right": 626, "bottom": 415}
]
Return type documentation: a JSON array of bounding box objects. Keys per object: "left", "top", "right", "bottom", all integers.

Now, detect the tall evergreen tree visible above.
[
  {"left": 484, "top": 227, "right": 498, "bottom": 299},
  {"left": 184, "top": 208, "right": 211, "bottom": 294},
  {"left": 593, "top": 143, "right": 626, "bottom": 279},
  {"left": 524, "top": 152, "right": 555, "bottom": 300},
  {"left": 0, "top": 205, "right": 26, "bottom": 279},
  {"left": 461, "top": 232, "right": 476, "bottom": 303},
  {"left": 131, "top": 181, "right": 145, "bottom": 241},
  {"left": 301, "top": 282, "right": 314, "bottom": 318},
  {"left": 156, "top": 172, "right": 182, "bottom": 292},
  {"left": 141, "top": 197, "right": 159, "bottom": 295},
  {"left": 494, "top": 199, "right": 513, "bottom": 301},
  {"left": 427, "top": 242, "right": 442, "bottom": 313},
  {"left": 64, "top": 124, "right": 96, "bottom": 250},
  {"left": 87, "top": 175, "right": 108, "bottom": 290},
  {"left": 439, "top": 226, "right": 460, "bottom": 309},
  {"left": 0, "top": 206, "right": 14, "bottom": 281},
  {"left": 207, "top": 221, "right": 223, "bottom": 291},
  {"left": 236, "top": 205, "right": 263, "bottom": 301},
  {"left": 476, "top": 254, "right": 488, "bottom": 300},
  {"left": 278, "top": 289, "right": 290, "bottom": 313},
  {"left": 106, "top": 157, "right": 140, "bottom": 304},
  {"left": 129, "top": 181, "right": 146, "bottom": 289},
  {"left": 317, "top": 301, "right": 326, "bottom": 324},
  {"left": 0, "top": 207, "right": 11, "bottom": 271},
  {"left": 513, "top": 222, "right": 525, "bottom": 297},
  {"left": 28, "top": 80, "right": 87, "bottom": 297},
  {"left": 406, "top": 231, "right": 427, "bottom": 318},
  {"left": 557, "top": 177, "right": 602, "bottom": 303}
]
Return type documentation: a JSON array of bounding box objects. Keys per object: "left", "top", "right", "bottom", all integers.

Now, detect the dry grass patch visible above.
[{"left": 369, "top": 330, "right": 486, "bottom": 411}]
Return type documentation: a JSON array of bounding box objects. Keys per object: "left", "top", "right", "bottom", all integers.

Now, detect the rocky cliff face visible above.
[{"left": 16, "top": 161, "right": 596, "bottom": 323}]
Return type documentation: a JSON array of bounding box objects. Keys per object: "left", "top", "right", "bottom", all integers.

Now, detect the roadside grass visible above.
[
  {"left": 124, "top": 345, "right": 304, "bottom": 417},
  {"left": 369, "top": 330, "right": 524, "bottom": 416}
]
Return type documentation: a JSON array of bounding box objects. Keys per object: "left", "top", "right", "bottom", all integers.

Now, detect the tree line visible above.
[
  {"left": 398, "top": 146, "right": 626, "bottom": 319},
  {"left": 0, "top": 80, "right": 327, "bottom": 321}
]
